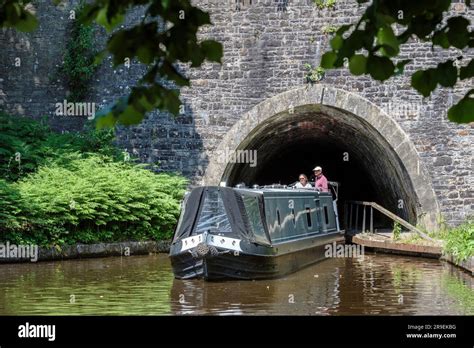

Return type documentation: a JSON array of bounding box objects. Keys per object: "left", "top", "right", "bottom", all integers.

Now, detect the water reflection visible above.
[
  {"left": 0, "top": 255, "right": 174, "bottom": 315},
  {"left": 170, "top": 259, "right": 342, "bottom": 315},
  {"left": 170, "top": 255, "right": 473, "bottom": 315},
  {"left": 0, "top": 253, "right": 472, "bottom": 315}
]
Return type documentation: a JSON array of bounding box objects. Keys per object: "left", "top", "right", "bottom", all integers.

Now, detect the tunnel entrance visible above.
[
  {"left": 203, "top": 86, "right": 440, "bottom": 231},
  {"left": 223, "top": 106, "right": 417, "bottom": 228}
]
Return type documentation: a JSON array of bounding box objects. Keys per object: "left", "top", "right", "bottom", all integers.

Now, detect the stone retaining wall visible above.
[{"left": 0, "top": 241, "right": 171, "bottom": 264}]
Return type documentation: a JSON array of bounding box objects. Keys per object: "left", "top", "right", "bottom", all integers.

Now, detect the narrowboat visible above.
[{"left": 169, "top": 184, "right": 344, "bottom": 280}]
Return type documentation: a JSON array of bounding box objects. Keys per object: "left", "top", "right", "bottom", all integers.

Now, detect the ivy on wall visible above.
[
  {"left": 60, "top": 3, "right": 99, "bottom": 102},
  {"left": 314, "top": 0, "right": 336, "bottom": 10},
  {"left": 304, "top": 63, "right": 325, "bottom": 83}
]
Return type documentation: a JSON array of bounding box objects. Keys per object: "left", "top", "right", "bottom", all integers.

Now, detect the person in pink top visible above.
[{"left": 313, "top": 166, "right": 329, "bottom": 192}]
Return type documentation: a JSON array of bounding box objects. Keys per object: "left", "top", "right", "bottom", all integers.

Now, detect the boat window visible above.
[
  {"left": 324, "top": 206, "right": 329, "bottom": 225},
  {"left": 173, "top": 192, "right": 190, "bottom": 242},
  {"left": 195, "top": 189, "right": 232, "bottom": 234},
  {"left": 277, "top": 209, "right": 281, "bottom": 226},
  {"left": 242, "top": 195, "right": 270, "bottom": 245},
  {"left": 305, "top": 207, "right": 312, "bottom": 228}
]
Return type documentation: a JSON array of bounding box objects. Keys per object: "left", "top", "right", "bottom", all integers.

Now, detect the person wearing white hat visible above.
[{"left": 313, "top": 166, "right": 329, "bottom": 192}]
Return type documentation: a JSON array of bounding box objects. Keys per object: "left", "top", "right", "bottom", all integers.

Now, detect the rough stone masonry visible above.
[{"left": 0, "top": 0, "right": 472, "bottom": 228}]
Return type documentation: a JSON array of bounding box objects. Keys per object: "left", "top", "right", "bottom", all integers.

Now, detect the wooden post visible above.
[
  {"left": 350, "top": 203, "right": 353, "bottom": 232},
  {"left": 370, "top": 202, "right": 434, "bottom": 241},
  {"left": 370, "top": 205, "right": 374, "bottom": 233},
  {"left": 344, "top": 203, "right": 348, "bottom": 232},
  {"left": 355, "top": 204, "right": 359, "bottom": 233},
  {"left": 362, "top": 205, "right": 366, "bottom": 233}
]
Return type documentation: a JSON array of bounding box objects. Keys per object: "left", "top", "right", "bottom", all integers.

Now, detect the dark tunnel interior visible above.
[{"left": 222, "top": 106, "right": 419, "bottom": 229}]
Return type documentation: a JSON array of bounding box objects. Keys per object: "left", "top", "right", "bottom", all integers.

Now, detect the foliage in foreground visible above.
[{"left": 320, "top": 0, "right": 473, "bottom": 123}]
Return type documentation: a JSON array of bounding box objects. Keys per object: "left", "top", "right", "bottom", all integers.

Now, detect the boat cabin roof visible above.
[{"left": 236, "top": 187, "right": 332, "bottom": 197}]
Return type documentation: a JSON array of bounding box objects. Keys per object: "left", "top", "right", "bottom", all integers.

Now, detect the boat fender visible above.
[
  {"left": 209, "top": 245, "right": 219, "bottom": 257},
  {"left": 195, "top": 243, "right": 210, "bottom": 257},
  {"left": 190, "top": 243, "right": 223, "bottom": 259}
]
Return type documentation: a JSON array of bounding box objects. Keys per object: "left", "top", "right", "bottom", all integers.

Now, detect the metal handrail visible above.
[{"left": 344, "top": 200, "right": 433, "bottom": 241}]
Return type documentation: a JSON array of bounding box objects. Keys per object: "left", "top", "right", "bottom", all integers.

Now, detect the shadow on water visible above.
[{"left": 0, "top": 253, "right": 472, "bottom": 315}]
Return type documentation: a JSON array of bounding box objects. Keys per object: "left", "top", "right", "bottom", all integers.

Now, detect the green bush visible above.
[
  {"left": 0, "top": 179, "right": 23, "bottom": 229},
  {"left": 443, "top": 220, "right": 474, "bottom": 263},
  {"left": 0, "top": 112, "right": 187, "bottom": 247},
  {"left": 0, "top": 178, "right": 36, "bottom": 245},
  {"left": 0, "top": 112, "right": 49, "bottom": 181},
  {"left": 6, "top": 155, "right": 187, "bottom": 247},
  {"left": 0, "top": 112, "right": 119, "bottom": 181}
]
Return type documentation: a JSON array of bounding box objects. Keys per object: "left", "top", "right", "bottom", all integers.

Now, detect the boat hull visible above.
[{"left": 170, "top": 232, "right": 344, "bottom": 280}]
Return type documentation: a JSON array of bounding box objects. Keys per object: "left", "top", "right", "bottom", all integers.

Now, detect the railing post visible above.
[
  {"left": 344, "top": 200, "right": 432, "bottom": 241},
  {"left": 355, "top": 204, "right": 359, "bottom": 233},
  {"left": 350, "top": 203, "right": 353, "bottom": 232},
  {"left": 362, "top": 205, "right": 366, "bottom": 233},
  {"left": 370, "top": 205, "right": 373, "bottom": 233},
  {"left": 344, "top": 202, "right": 348, "bottom": 232}
]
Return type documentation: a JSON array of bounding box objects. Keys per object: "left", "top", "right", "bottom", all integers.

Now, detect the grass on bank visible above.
[
  {"left": 389, "top": 219, "right": 474, "bottom": 263},
  {"left": 437, "top": 220, "right": 474, "bottom": 263}
]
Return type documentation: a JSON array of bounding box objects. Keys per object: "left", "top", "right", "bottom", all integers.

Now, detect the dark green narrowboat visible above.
[{"left": 170, "top": 184, "right": 344, "bottom": 280}]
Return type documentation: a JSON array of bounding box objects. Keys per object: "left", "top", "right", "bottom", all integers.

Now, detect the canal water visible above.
[{"left": 0, "top": 253, "right": 472, "bottom": 315}]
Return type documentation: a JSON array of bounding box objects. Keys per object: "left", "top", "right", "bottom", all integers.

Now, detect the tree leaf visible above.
[
  {"left": 349, "top": 54, "right": 367, "bottom": 75},
  {"left": 377, "top": 25, "right": 399, "bottom": 57},
  {"left": 460, "top": 59, "right": 474, "bottom": 80},
  {"left": 344, "top": 30, "right": 367, "bottom": 53},
  {"left": 448, "top": 94, "right": 474, "bottom": 123},
  {"left": 117, "top": 105, "right": 145, "bottom": 125},
  {"left": 446, "top": 17, "right": 470, "bottom": 49},
  {"left": 336, "top": 24, "right": 352, "bottom": 35},
  {"left": 93, "top": 50, "right": 108, "bottom": 65},
  {"left": 330, "top": 35, "right": 343, "bottom": 50},
  {"left": 432, "top": 31, "right": 450, "bottom": 49},
  {"left": 15, "top": 11, "right": 38, "bottom": 32},
  {"left": 367, "top": 55, "right": 395, "bottom": 81},
  {"left": 159, "top": 62, "right": 189, "bottom": 87},
  {"left": 436, "top": 60, "right": 457, "bottom": 87},
  {"left": 136, "top": 45, "right": 154, "bottom": 65},
  {"left": 96, "top": 7, "right": 124, "bottom": 33},
  {"left": 200, "top": 40, "right": 223, "bottom": 63},
  {"left": 394, "top": 59, "right": 411, "bottom": 75},
  {"left": 95, "top": 113, "right": 117, "bottom": 129},
  {"left": 411, "top": 70, "right": 437, "bottom": 97},
  {"left": 320, "top": 52, "right": 337, "bottom": 69}
]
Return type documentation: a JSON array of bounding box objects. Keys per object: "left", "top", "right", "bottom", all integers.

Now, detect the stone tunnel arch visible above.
[{"left": 203, "top": 85, "right": 441, "bottom": 231}]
